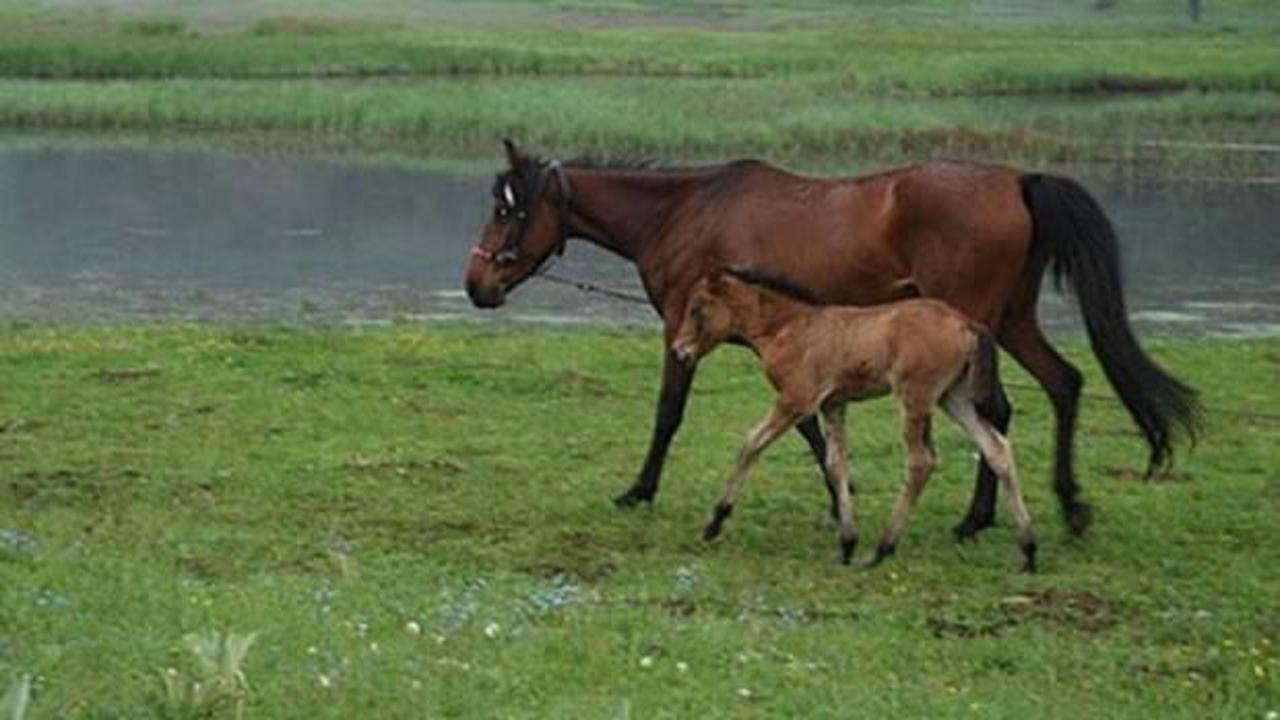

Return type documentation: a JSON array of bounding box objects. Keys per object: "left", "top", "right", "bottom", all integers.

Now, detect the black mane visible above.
[
  {"left": 724, "top": 266, "right": 820, "bottom": 305},
  {"left": 565, "top": 155, "right": 664, "bottom": 171}
]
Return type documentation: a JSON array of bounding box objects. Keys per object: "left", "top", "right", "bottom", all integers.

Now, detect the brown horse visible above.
[
  {"left": 670, "top": 268, "right": 1036, "bottom": 571},
  {"left": 464, "top": 140, "right": 1200, "bottom": 538}
]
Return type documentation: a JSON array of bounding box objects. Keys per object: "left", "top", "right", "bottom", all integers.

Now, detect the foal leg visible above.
[
  {"left": 953, "top": 382, "right": 1012, "bottom": 541},
  {"left": 943, "top": 392, "right": 1038, "bottom": 573},
  {"left": 703, "top": 405, "right": 799, "bottom": 541},
  {"left": 820, "top": 404, "right": 858, "bottom": 564},
  {"left": 615, "top": 349, "right": 695, "bottom": 508},
  {"left": 796, "top": 416, "right": 842, "bottom": 519},
  {"left": 871, "top": 408, "right": 937, "bottom": 566}
]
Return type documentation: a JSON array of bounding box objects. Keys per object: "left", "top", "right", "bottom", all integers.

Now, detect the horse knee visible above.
[
  {"left": 977, "top": 385, "right": 1013, "bottom": 430},
  {"left": 1048, "top": 364, "right": 1083, "bottom": 412}
]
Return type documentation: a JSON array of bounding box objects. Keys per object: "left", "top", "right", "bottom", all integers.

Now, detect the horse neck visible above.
[
  {"left": 564, "top": 167, "right": 704, "bottom": 261},
  {"left": 725, "top": 287, "right": 811, "bottom": 351}
]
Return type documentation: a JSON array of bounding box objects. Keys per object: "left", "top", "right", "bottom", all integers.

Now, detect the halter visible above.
[{"left": 472, "top": 160, "right": 572, "bottom": 267}]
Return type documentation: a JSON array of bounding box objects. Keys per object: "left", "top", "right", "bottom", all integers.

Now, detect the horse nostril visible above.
[{"left": 465, "top": 280, "right": 504, "bottom": 309}]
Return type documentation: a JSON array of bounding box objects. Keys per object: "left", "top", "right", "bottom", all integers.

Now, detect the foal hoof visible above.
[
  {"left": 865, "top": 542, "right": 895, "bottom": 569},
  {"left": 952, "top": 513, "right": 995, "bottom": 543},
  {"left": 840, "top": 536, "right": 858, "bottom": 565},
  {"left": 703, "top": 502, "right": 733, "bottom": 541},
  {"left": 1020, "top": 540, "right": 1038, "bottom": 574},
  {"left": 613, "top": 485, "right": 654, "bottom": 509},
  {"left": 1064, "top": 501, "right": 1093, "bottom": 537}
]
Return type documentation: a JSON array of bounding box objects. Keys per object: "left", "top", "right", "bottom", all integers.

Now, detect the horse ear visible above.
[{"left": 501, "top": 138, "right": 527, "bottom": 168}]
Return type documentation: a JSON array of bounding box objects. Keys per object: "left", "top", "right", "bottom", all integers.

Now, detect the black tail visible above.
[
  {"left": 1021, "top": 173, "right": 1202, "bottom": 474},
  {"left": 967, "top": 325, "right": 999, "bottom": 407}
]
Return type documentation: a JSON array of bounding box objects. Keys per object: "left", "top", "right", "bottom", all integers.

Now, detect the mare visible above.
[
  {"left": 463, "top": 140, "right": 1200, "bottom": 538},
  {"left": 670, "top": 268, "right": 1036, "bottom": 572}
]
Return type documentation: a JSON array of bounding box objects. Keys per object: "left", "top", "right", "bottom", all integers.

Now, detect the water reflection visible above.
[{"left": 0, "top": 145, "right": 1276, "bottom": 336}]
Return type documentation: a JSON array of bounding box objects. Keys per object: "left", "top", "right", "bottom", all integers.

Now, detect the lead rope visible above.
[{"left": 535, "top": 269, "right": 651, "bottom": 305}]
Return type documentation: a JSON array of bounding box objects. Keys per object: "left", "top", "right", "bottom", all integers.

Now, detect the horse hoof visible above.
[
  {"left": 613, "top": 486, "right": 654, "bottom": 509},
  {"left": 702, "top": 522, "right": 723, "bottom": 542},
  {"left": 952, "top": 514, "right": 995, "bottom": 543},
  {"left": 1065, "top": 501, "right": 1093, "bottom": 536}
]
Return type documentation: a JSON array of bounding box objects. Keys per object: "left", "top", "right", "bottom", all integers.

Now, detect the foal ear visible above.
[
  {"left": 706, "top": 268, "right": 731, "bottom": 292},
  {"left": 501, "top": 138, "right": 528, "bottom": 168}
]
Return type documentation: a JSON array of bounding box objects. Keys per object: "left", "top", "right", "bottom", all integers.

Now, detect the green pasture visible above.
[
  {"left": 1, "top": 324, "right": 1276, "bottom": 716},
  {"left": 0, "top": 0, "right": 1276, "bottom": 172}
]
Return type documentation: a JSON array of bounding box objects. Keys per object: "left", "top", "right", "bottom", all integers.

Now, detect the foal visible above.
[{"left": 671, "top": 269, "right": 1037, "bottom": 572}]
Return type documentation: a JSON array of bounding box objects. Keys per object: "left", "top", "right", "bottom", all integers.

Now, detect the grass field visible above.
[
  {"left": 0, "top": 0, "right": 1277, "bottom": 173},
  {"left": 1, "top": 323, "right": 1277, "bottom": 716}
]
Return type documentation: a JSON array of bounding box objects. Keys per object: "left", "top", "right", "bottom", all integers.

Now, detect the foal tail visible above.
[
  {"left": 1020, "top": 173, "right": 1202, "bottom": 475},
  {"left": 965, "top": 326, "right": 999, "bottom": 407}
]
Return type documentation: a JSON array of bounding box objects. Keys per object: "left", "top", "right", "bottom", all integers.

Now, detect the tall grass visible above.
[
  {"left": 0, "top": 77, "right": 1275, "bottom": 172},
  {"left": 0, "top": 20, "right": 1276, "bottom": 93},
  {"left": 0, "top": 5, "right": 1275, "bottom": 173}
]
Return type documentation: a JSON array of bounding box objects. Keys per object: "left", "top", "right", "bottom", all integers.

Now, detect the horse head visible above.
[{"left": 464, "top": 139, "right": 571, "bottom": 308}]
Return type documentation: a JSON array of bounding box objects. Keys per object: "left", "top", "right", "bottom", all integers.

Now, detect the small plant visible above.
[
  {"left": 120, "top": 18, "right": 187, "bottom": 37},
  {"left": 1, "top": 675, "right": 32, "bottom": 720},
  {"left": 155, "top": 631, "right": 257, "bottom": 720}
]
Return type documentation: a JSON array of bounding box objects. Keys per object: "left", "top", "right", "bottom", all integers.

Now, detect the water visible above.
[{"left": 1, "top": 145, "right": 1277, "bottom": 336}]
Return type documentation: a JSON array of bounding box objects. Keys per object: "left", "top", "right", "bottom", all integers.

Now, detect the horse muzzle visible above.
[{"left": 465, "top": 279, "right": 506, "bottom": 309}]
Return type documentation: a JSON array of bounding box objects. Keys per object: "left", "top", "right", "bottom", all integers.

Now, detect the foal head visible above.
[
  {"left": 673, "top": 267, "right": 821, "bottom": 364},
  {"left": 671, "top": 272, "right": 747, "bottom": 364},
  {"left": 464, "top": 139, "right": 571, "bottom": 308}
]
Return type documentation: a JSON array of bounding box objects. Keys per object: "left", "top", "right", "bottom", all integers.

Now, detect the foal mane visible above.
[{"left": 723, "top": 266, "right": 820, "bottom": 305}]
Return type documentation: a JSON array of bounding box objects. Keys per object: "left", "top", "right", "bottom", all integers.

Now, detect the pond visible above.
[{"left": 1, "top": 145, "right": 1277, "bottom": 337}]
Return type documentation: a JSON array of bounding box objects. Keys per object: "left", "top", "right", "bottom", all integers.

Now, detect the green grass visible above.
[
  {"left": 0, "top": 78, "right": 1277, "bottom": 175},
  {"left": 0, "top": 2, "right": 1277, "bottom": 173},
  {"left": 1, "top": 323, "right": 1277, "bottom": 716}
]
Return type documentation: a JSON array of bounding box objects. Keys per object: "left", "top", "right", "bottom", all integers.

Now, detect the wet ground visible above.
[{"left": 1, "top": 145, "right": 1277, "bottom": 337}]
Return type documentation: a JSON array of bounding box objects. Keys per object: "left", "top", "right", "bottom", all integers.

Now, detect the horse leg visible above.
[
  {"left": 1001, "top": 318, "right": 1090, "bottom": 535},
  {"left": 872, "top": 408, "right": 936, "bottom": 566},
  {"left": 820, "top": 404, "right": 858, "bottom": 564},
  {"left": 952, "top": 382, "right": 1011, "bottom": 541},
  {"left": 944, "top": 392, "right": 1038, "bottom": 572},
  {"left": 703, "top": 404, "right": 798, "bottom": 541},
  {"left": 614, "top": 349, "right": 695, "bottom": 508},
  {"left": 796, "top": 416, "right": 842, "bottom": 519}
]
